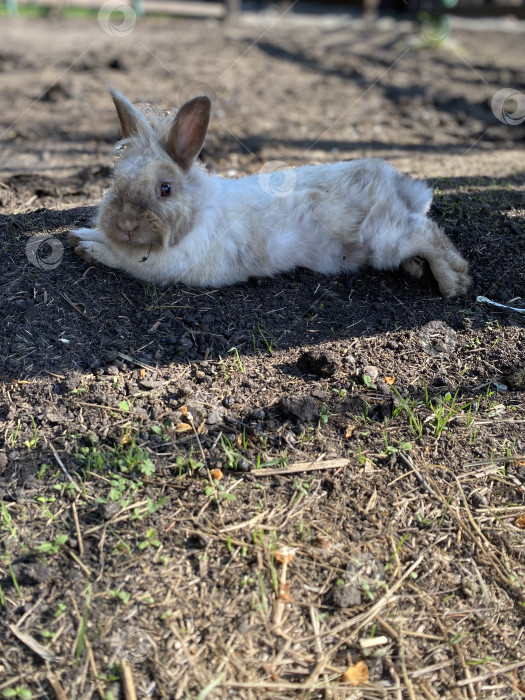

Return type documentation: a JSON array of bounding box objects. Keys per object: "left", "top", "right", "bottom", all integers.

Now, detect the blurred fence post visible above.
[
  {"left": 5, "top": 0, "right": 18, "bottom": 15},
  {"left": 226, "top": 0, "right": 240, "bottom": 18},
  {"left": 133, "top": 0, "right": 145, "bottom": 17}
]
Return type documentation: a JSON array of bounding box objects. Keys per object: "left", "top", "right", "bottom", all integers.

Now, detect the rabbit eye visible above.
[{"left": 160, "top": 182, "right": 171, "bottom": 197}]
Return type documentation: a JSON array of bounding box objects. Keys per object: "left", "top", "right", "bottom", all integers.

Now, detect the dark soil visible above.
[{"left": 0, "top": 11, "right": 524, "bottom": 700}]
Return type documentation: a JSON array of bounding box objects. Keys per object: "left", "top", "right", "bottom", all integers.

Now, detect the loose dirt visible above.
[{"left": 0, "top": 11, "right": 524, "bottom": 699}]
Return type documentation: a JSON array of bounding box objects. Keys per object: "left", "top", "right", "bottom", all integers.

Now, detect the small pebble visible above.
[
  {"left": 362, "top": 365, "right": 379, "bottom": 380},
  {"left": 470, "top": 492, "right": 488, "bottom": 508},
  {"left": 206, "top": 409, "right": 223, "bottom": 426},
  {"left": 177, "top": 381, "right": 193, "bottom": 397},
  {"left": 98, "top": 501, "right": 120, "bottom": 520},
  {"left": 506, "top": 368, "right": 525, "bottom": 390},
  {"left": 333, "top": 583, "right": 361, "bottom": 608},
  {"left": 237, "top": 458, "right": 252, "bottom": 472},
  {"left": 342, "top": 353, "right": 357, "bottom": 365}
]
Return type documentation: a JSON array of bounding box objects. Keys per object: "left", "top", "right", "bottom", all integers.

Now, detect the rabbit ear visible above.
[
  {"left": 110, "top": 89, "right": 149, "bottom": 139},
  {"left": 166, "top": 96, "right": 211, "bottom": 172}
]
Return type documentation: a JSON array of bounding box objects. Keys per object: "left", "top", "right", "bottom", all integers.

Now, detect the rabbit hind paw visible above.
[
  {"left": 402, "top": 256, "right": 426, "bottom": 279},
  {"left": 431, "top": 251, "right": 472, "bottom": 298}
]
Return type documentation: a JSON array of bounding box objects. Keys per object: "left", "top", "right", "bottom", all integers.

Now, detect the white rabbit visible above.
[{"left": 69, "top": 91, "right": 471, "bottom": 297}]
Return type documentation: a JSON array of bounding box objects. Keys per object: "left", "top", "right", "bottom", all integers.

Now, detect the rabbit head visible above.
[{"left": 97, "top": 90, "right": 211, "bottom": 252}]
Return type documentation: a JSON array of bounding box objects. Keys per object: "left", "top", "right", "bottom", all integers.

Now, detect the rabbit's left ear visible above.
[
  {"left": 166, "top": 96, "right": 211, "bottom": 172},
  {"left": 110, "top": 89, "right": 149, "bottom": 139}
]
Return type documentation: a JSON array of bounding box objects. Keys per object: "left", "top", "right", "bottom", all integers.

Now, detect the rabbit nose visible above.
[{"left": 119, "top": 220, "right": 138, "bottom": 233}]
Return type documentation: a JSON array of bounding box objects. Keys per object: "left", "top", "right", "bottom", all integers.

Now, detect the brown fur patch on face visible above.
[
  {"left": 164, "top": 202, "right": 194, "bottom": 247},
  {"left": 98, "top": 196, "right": 165, "bottom": 251}
]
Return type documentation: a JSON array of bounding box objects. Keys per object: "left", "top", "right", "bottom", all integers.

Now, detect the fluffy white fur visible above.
[{"left": 70, "top": 91, "right": 471, "bottom": 297}]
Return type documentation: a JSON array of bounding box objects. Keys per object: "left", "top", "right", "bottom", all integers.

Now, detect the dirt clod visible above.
[
  {"left": 278, "top": 394, "right": 320, "bottom": 424},
  {"left": 297, "top": 348, "right": 339, "bottom": 377},
  {"left": 11, "top": 559, "right": 52, "bottom": 586},
  {"left": 506, "top": 368, "right": 525, "bottom": 390}
]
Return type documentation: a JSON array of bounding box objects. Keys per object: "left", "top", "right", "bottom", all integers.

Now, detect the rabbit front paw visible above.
[
  {"left": 69, "top": 229, "right": 121, "bottom": 269},
  {"left": 68, "top": 227, "right": 106, "bottom": 246}
]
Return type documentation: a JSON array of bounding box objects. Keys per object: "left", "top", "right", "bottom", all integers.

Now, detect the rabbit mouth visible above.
[{"left": 101, "top": 209, "right": 165, "bottom": 251}]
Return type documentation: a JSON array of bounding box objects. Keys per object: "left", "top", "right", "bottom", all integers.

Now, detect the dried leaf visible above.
[
  {"left": 341, "top": 660, "right": 369, "bottom": 686},
  {"left": 174, "top": 423, "right": 192, "bottom": 433},
  {"left": 9, "top": 624, "right": 57, "bottom": 661},
  {"left": 262, "top": 664, "right": 281, "bottom": 682},
  {"left": 363, "top": 458, "right": 375, "bottom": 473},
  {"left": 384, "top": 376, "right": 396, "bottom": 385},
  {"left": 314, "top": 536, "right": 332, "bottom": 549},
  {"left": 210, "top": 468, "right": 223, "bottom": 481},
  {"left": 274, "top": 546, "right": 296, "bottom": 565},
  {"left": 345, "top": 424, "right": 356, "bottom": 439},
  {"left": 514, "top": 515, "right": 525, "bottom": 530},
  {"left": 180, "top": 405, "right": 193, "bottom": 421}
]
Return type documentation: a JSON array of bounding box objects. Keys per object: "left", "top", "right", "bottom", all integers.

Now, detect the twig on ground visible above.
[
  {"left": 71, "top": 501, "right": 84, "bottom": 557},
  {"left": 386, "top": 656, "right": 403, "bottom": 700},
  {"left": 376, "top": 614, "right": 421, "bottom": 659},
  {"left": 49, "top": 442, "right": 81, "bottom": 491},
  {"left": 59, "top": 291, "right": 94, "bottom": 322},
  {"left": 65, "top": 547, "right": 91, "bottom": 577},
  {"left": 309, "top": 605, "right": 324, "bottom": 657},
  {"left": 399, "top": 626, "right": 417, "bottom": 700},
  {"left": 48, "top": 676, "right": 69, "bottom": 700},
  {"left": 120, "top": 659, "right": 137, "bottom": 700},
  {"left": 455, "top": 658, "right": 525, "bottom": 687},
  {"left": 254, "top": 458, "right": 350, "bottom": 477},
  {"left": 462, "top": 454, "right": 525, "bottom": 469},
  {"left": 398, "top": 452, "right": 435, "bottom": 496},
  {"left": 117, "top": 352, "right": 159, "bottom": 372}
]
